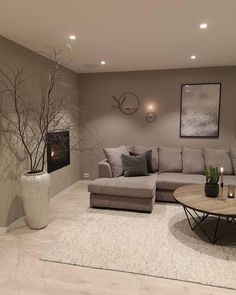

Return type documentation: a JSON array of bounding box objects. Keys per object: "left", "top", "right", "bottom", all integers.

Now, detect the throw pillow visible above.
[
  {"left": 159, "top": 146, "right": 182, "bottom": 173},
  {"left": 131, "top": 145, "right": 158, "bottom": 171},
  {"left": 122, "top": 153, "right": 148, "bottom": 177},
  {"left": 129, "top": 150, "right": 154, "bottom": 173},
  {"left": 103, "top": 145, "right": 129, "bottom": 177},
  {"left": 182, "top": 147, "right": 205, "bottom": 174},
  {"left": 230, "top": 148, "right": 236, "bottom": 175},
  {"left": 204, "top": 148, "right": 233, "bottom": 175}
]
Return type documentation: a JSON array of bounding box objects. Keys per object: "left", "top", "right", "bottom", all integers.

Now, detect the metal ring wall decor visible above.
[{"left": 111, "top": 92, "right": 140, "bottom": 115}]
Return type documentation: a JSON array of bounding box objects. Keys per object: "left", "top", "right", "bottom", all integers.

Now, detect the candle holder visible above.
[{"left": 228, "top": 185, "right": 235, "bottom": 198}]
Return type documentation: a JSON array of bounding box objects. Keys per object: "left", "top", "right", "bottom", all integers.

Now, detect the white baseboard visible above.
[
  {"left": 0, "top": 216, "right": 25, "bottom": 235},
  {"left": 0, "top": 227, "right": 6, "bottom": 234}
]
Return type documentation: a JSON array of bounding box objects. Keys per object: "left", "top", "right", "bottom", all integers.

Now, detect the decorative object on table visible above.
[
  {"left": 180, "top": 83, "right": 221, "bottom": 138},
  {"left": 111, "top": 92, "right": 140, "bottom": 115},
  {"left": 204, "top": 166, "right": 220, "bottom": 198},
  {"left": 228, "top": 185, "right": 235, "bottom": 198},
  {"left": 0, "top": 47, "right": 100, "bottom": 229},
  {"left": 145, "top": 105, "right": 157, "bottom": 123},
  {"left": 220, "top": 167, "right": 224, "bottom": 187}
]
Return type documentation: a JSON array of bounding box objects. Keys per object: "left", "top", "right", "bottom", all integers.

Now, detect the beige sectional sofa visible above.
[{"left": 88, "top": 145, "right": 236, "bottom": 212}]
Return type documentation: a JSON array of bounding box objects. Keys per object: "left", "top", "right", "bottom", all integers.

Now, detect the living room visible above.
[{"left": 0, "top": 1, "right": 236, "bottom": 294}]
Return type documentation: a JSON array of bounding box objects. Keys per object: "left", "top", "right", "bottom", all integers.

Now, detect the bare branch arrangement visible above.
[{"left": 0, "top": 47, "right": 101, "bottom": 174}]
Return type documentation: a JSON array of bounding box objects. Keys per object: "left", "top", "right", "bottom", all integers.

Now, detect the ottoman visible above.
[{"left": 88, "top": 175, "right": 156, "bottom": 212}]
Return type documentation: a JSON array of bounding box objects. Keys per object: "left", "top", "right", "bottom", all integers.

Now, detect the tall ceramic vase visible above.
[{"left": 20, "top": 171, "right": 50, "bottom": 229}]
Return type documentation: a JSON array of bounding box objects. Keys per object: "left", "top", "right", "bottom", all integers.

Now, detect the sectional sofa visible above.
[{"left": 88, "top": 145, "right": 236, "bottom": 212}]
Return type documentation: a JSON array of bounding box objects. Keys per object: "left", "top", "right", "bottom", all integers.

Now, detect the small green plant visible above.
[{"left": 205, "top": 166, "right": 220, "bottom": 185}]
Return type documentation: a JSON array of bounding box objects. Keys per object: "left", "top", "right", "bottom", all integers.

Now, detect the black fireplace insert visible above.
[{"left": 47, "top": 131, "right": 70, "bottom": 173}]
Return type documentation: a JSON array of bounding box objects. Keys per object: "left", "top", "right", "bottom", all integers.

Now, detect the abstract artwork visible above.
[{"left": 180, "top": 83, "right": 221, "bottom": 137}]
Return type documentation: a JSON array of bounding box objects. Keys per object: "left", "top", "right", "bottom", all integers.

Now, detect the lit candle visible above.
[
  {"left": 220, "top": 167, "right": 224, "bottom": 187},
  {"left": 228, "top": 185, "right": 235, "bottom": 198},
  {"left": 148, "top": 105, "right": 153, "bottom": 112}
]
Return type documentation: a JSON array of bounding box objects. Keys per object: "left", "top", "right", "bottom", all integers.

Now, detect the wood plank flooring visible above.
[{"left": 0, "top": 181, "right": 234, "bottom": 295}]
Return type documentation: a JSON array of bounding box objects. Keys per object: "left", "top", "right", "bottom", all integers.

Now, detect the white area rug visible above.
[{"left": 42, "top": 204, "right": 236, "bottom": 290}]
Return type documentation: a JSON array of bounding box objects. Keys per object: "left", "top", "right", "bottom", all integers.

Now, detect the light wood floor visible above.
[{"left": 0, "top": 181, "right": 235, "bottom": 295}]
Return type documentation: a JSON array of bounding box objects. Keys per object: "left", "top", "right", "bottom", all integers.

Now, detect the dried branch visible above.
[{"left": 0, "top": 47, "right": 101, "bottom": 173}]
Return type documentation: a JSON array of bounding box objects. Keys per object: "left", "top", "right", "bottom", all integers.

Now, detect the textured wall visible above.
[
  {"left": 0, "top": 36, "right": 80, "bottom": 227},
  {"left": 79, "top": 67, "right": 236, "bottom": 179}
]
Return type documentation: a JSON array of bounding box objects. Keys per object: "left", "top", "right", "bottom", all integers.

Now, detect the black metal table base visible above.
[{"left": 183, "top": 206, "right": 235, "bottom": 244}]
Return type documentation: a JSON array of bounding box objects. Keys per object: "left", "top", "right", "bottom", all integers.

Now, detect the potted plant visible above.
[
  {"left": 204, "top": 166, "right": 220, "bottom": 198},
  {"left": 0, "top": 48, "right": 100, "bottom": 229}
]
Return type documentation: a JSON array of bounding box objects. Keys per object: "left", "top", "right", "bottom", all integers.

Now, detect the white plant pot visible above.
[{"left": 20, "top": 171, "right": 50, "bottom": 229}]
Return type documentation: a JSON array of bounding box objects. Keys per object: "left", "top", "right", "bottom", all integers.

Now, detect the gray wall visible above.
[
  {"left": 79, "top": 67, "right": 236, "bottom": 179},
  {"left": 0, "top": 36, "right": 80, "bottom": 227}
]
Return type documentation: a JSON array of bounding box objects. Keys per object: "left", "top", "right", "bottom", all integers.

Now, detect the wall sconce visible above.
[{"left": 145, "top": 105, "right": 157, "bottom": 123}]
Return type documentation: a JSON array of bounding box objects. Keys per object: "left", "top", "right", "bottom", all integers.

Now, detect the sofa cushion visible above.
[
  {"left": 131, "top": 145, "right": 158, "bottom": 172},
  {"left": 223, "top": 175, "right": 236, "bottom": 186},
  {"left": 122, "top": 153, "right": 148, "bottom": 177},
  {"left": 103, "top": 145, "right": 129, "bottom": 177},
  {"left": 129, "top": 150, "right": 153, "bottom": 173},
  {"left": 204, "top": 148, "right": 233, "bottom": 175},
  {"left": 182, "top": 147, "right": 205, "bottom": 174},
  {"left": 156, "top": 173, "right": 205, "bottom": 191},
  {"left": 230, "top": 148, "right": 236, "bottom": 175},
  {"left": 159, "top": 146, "right": 182, "bottom": 172},
  {"left": 88, "top": 175, "right": 157, "bottom": 199}
]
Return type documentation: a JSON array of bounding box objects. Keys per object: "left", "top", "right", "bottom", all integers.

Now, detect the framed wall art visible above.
[{"left": 180, "top": 83, "right": 221, "bottom": 138}]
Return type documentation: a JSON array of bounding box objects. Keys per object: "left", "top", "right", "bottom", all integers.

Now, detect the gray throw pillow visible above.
[
  {"left": 182, "top": 147, "right": 205, "bottom": 174},
  {"left": 159, "top": 146, "right": 182, "bottom": 173},
  {"left": 122, "top": 153, "right": 148, "bottom": 177},
  {"left": 103, "top": 145, "right": 129, "bottom": 177},
  {"left": 204, "top": 148, "right": 233, "bottom": 175},
  {"left": 129, "top": 150, "right": 153, "bottom": 173},
  {"left": 131, "top": 145, "right": 158, "bottom": 171},
  {"left": 230, "top": 148, "right": 236, "bottom": 175}
]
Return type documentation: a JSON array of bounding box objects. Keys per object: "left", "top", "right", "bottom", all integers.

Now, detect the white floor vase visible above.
[{"left": 20, "top": 171, "right": 50, "bottom": 229}]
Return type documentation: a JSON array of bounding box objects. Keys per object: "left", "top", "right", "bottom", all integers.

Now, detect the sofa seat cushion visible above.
[
  {"left": 88, "top": 175, "right": 157, "bottom": 199},
  {"left": 156, "top": 173, "right": 205, "bottom": 191}
]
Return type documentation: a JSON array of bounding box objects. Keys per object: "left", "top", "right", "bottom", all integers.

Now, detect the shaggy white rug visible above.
[{"left": 42, "top": 204, "right": 236, "bottom": 290}]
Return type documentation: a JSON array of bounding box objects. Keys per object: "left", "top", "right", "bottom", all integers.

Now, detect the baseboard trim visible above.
[
  {"left": 0, "top": 216, "right": 25, "bottom": 235},
  {"left": 0, "top": 227, "right": 6, "bottom": 234}
]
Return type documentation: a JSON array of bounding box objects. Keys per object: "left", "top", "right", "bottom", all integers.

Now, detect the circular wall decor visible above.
[
  {"left": 112, "top": 92, "right": 140, "bottom": 115},
  {"left": 145, "top": 111, "right": 157, "bottom": 123}
]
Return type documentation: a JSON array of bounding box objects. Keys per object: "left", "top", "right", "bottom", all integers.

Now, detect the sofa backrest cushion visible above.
[
  {"left": 131, "top": 145, "right": 158, "bottom": 172},
  {"left": 230, "top": 148, "right": 236, "bottom": 175},
  {"left": 182, "top": 147, "right": 205, "bottom": 174},
  {"left": 122, "top": 153, "right": 148, "bottom": 177},
  {"left": 204, "top": 148, "right": 233, "bottom": 175},
  {"left": 159, "top": 146, "right": 182, "bottom": 173},
  {"left": 103, "top": 145, "right": 129, "bottom": 177}
]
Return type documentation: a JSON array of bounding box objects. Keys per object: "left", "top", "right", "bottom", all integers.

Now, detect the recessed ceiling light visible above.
[
  {"left": 69, "top": 35, "right": 76, "bottom": 40},
  {"left": 190, "top": 55, "right": 196, "bottom": 60},
  {"left": 200, "top": 23, "right": 207, "bottom": 29},
  {"left": 101, "top": 61, "right": 106, "bottom": 65}
]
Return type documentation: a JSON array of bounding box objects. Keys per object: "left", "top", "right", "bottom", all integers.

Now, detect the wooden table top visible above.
[{"left": 174, "top": 184, "right": 236, "bottom": 217}]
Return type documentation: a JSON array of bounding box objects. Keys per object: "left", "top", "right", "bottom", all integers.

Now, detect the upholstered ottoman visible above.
[{"left": 88, "top": 175, "right": 156, "bottom": 212}]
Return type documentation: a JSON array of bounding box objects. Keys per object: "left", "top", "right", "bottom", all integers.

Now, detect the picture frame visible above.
[{"left": 180, "top": 83, "right": 221, "bottom": 138}]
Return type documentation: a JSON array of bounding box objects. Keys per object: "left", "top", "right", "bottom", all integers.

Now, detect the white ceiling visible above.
[{"left": 1, "top": 0, "right": 236, "bottom": 73}]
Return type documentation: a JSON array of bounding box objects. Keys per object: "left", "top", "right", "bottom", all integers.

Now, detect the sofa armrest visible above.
[{"left": 98, "top": 159, "right": 113, "bottom": 178}]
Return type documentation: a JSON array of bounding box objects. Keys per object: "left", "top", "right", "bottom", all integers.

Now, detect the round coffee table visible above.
[{"left": 174, "top": 184, "right": 236, "bottom": 244}]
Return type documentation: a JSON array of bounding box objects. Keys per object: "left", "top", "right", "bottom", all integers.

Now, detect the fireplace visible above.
[{"left": 47, "top": 131, "right": 70, "bottom": 173}]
